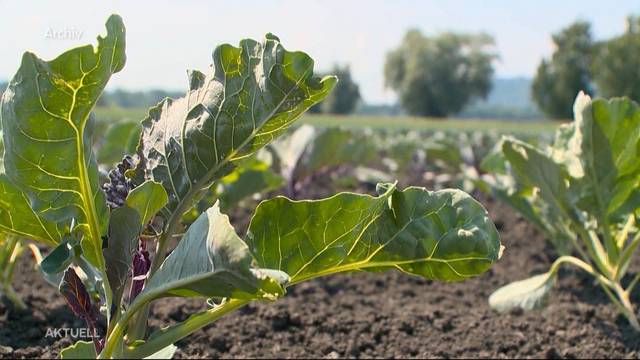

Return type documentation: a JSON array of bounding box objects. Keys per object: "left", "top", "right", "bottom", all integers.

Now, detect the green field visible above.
[
  {"left": 302, "top": 114, "right": 559, "bottom": 134},
  {"left": 94, "top": 106, "right": 560, "bottom": 135}
]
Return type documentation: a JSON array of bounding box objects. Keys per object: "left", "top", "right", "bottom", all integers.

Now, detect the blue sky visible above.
[{"left": 0, "top": 0, "right": 638, "bottom": 104}]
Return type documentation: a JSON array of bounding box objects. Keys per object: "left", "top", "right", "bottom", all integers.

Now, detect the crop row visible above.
[{"left": 0, "top": 15, "right": 638, "bottom": 359}]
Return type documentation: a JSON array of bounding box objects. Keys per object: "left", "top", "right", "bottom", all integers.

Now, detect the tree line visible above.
[
  {"left": 532, "top": 16, "right": 640, "bottom": 119},
  {"left": 383, "top": 15, "right": 640, "bottom": 119}
]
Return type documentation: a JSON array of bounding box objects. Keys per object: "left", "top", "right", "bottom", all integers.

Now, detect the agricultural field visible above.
[
  {"left": 2, "top": 8, "right": 640, "bottom": 360},
  {"left": 94, "top": 105, "right": 560, "bottom": 135}
]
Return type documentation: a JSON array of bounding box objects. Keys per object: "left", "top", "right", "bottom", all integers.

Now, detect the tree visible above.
[
  {"left": 309, "top": 65, "right": 361, "bottom": 114},
  {"left": 592, "top": 16, "right": 640, "bottom": 101},
  {"left": 531, "top": 21, "right": 594, "bottom": 119},
  {"left": 384, "top": 29, "right": 496, "bottom": 117}
]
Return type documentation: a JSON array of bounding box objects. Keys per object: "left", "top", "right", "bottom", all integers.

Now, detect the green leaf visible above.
[
  {"left": 60, "top": 340, "right": 97, "bottom": 359},
  {"left": 97, "top": 120, "right": 140, "bottom": 165},
  {"left": 0, "top": 174, "right": 62, "bottom": 245},
  {"left": 489, "top": 272, "right": 554, "bottom": 312},
  {"left": 351, "top": 166, "right": 394, "bottom": 185},
  {"left": 0, "top": 15, "right": 126, "bottom": 267},
  {"left": 218, "top": 157, "right": 283, "bottom": 210},
  {"left": 479, "top": 138, "right": 508, "bottom": 175},
  {"left": 143, "top": 344, "right": 177, "bottom": 359},
  {"left": 550, "top": 123, "right": 583, "bottom": 178},
  {"left": 502, "top": 138, "right": 574, "bottom": 217},
  {"left": 574, "top": 93, "right": 640, "bottom": 217},
  {"left": 138, "top": 202, "right": 288, "bottom": 303},
  {"left": 40, "top": 239, "right": 73, "bottom": 274},
  {"left": 293, "top": 127, "right": 376, "bottom": 181},
  {"left": 103, "top": 206, "right": 142, "bottom": 308},
  {"left": 134, "top": 34, "right": 336, "bottom": 222},
  {"left": 498, "top": 138, "right": 579, "bottom": 254},
  {"left": 480, "top": 139, "right": 576, "bottom": 255},
  {"left": 270, "top": 126, "right": 377, "bottom": 185},
  {"left": 125, "top": 181, "right": 169, "bottom": 226},
  {"left": 424, "top": 135, "right": 464, "bottom": 171},
  {"left": 481, "top": 94, "right": 640, "bottom": 326},
  {"left": 114, "top": 184, "right": 500, "bottom": 358},
  {"left": 246, "top": 184, "right": 501, "bottom": 283},
  {"left": 372, "top": 130, "right": 422, "bottom": 174},
  {"left": 268, "top": 125, "right": 316, "bottom": 181}
]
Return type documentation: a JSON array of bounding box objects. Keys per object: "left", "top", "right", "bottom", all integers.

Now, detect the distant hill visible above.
[{"left": 459, "top": 77, "right": 542, "bottom": 120}]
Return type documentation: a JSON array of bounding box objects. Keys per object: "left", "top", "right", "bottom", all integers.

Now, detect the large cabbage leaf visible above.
[
  {"left": 134, "top": 34, "right": 336, "bottom": 222},
  {"left": 0, "top": 15, "right": 126, "bottom": 267},
  {"left": 141, "top": 183, "right": 501, "bottom": 306}
]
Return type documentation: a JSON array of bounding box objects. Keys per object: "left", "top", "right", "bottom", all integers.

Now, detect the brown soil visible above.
[{"left": 1, "top": 190, "right": 639, "bottom": 358}]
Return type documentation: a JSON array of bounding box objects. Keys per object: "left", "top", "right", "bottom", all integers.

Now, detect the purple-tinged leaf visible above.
[
  {"left": 60, "top": 268, "right": 93, "bottom": 320},
  {"left": 129, "top": 238, "right": 151, "bottom": 302},
  {"left": 59, "top": 267, "right": 103, "bottom": 353}
]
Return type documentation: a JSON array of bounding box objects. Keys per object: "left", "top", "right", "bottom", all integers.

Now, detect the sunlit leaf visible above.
[
  {"left": 134, "top": 34, "right": 336, "bottom": 223},
  {"left": 0, "top": 175, "right": 62, "bottom": 245},
  {"left": 60, "top": 341, "right": 97, "bottom": 359},
  {"left": 218, "top": 157, "right": 283, "bottom": 210},
  {"left": 143, "top": 344, "right": 177, "bottom": 359},
  {"left": 138, "top": 202, "right": 288, "bottom": 303},
  {"left": 246, "top": 184, "right": 501, "bottom": 283},
  {"left": 489, "top": 272, "right": 554, "bottom": 312},
  {"left": 0, "top": 15, "right": 126, "bottom": 267},
  {"left": 574, "top": 93, "right": 640, "bottom": 217},
  {"left": 125, "top": 181, "right": 168, "bottom": 226}
]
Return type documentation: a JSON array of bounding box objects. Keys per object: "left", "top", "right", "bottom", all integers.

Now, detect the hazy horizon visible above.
[{"left": 1, "top": 0, "right": 638, "bottom": 104}]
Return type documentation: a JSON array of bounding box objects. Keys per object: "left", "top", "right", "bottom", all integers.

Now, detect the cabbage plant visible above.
[
  {"left": 267, "top": 125, "right": 378, "bottom": 197},
  {"left": 484, "top": 93, "right": 640, "bottom": 330},
  {"left": 0, "top": 15, "right": 502, "bottom": 358}
]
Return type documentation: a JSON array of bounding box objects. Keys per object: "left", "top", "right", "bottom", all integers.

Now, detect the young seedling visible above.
[
  {"left": 0, "top": 15, "right": 502, "bottom": 358},
  {"left": 484, "top": 92, "right": 640, "bottom": 329}
]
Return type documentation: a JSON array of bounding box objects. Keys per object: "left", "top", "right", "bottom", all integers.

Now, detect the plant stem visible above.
[
  {"left": 126, "top": 307, "right": 149, "bottom": 342},
  {"left": 600, "top": 214, "right": 619, "bottom": 264},
  {"left": 626, "top": 272, "right": 640, "bottom": 294},
  {"left": 99, "top": 298, "right": 145, "bottom": 359},
  {"left": 615, "top": 231, "right": 640, "bottom": 281},
  {"left": 614, "top": 283, "right": 640, "bottom": 331},
  {"left": 128, "top": 187, "right": 220, "bottom": 342},
  {"left": 101, "top": 297, "right": 247, "bottom": 359},
  {"left": 125, "top": 299, "right": 248, "bottom": 358},
  {"left": 566, "top": 231, "right": 590, "bottom": 264},
  {"left": 551, "top": 256, "right": 640, "bottom": 330},
  {"left": 4, "top": 239, "right": 23, "bottom": 286},
  {"left": 548, "top": 255, "right": 616, "bottom": 288},
  {"left": 123, "top": 206, "right": 189, "bottom": 343},
  {"left": 1, "top": 284, "right": 27, "bottom": 310},
  {"left": 575, "top": 227, "right": 613, "bottom": 278},
  {"left": 616, "top": 214, "right": 635, "bottom": 249}
]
